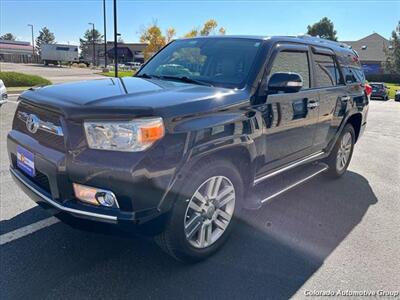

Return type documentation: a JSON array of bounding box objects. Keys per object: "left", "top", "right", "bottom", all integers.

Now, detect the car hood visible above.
[{"left": 20, "top": 77, "right": 248, "bottom": 119}]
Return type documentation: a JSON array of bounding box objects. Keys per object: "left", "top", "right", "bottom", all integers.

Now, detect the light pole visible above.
[
  {"left": 88, "top": 22, "right": 96, "bottom": 66},
  {"left": 103, "top": 0, "right": 107, "bottom": 68},
  {"left": 27, "top": 24, "right": 34, "bottom": 57},
  {"left": 113, "top": 0, "right": 118, "bottom": 77}
]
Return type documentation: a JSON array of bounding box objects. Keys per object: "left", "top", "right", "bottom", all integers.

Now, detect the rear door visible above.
[{"left": 311, "top": 47, "right": 349, "bottom": 150}]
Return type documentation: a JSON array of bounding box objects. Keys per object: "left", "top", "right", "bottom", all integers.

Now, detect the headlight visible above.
[{"left": 84, "top": 117, "right": 164, "bottom": 152}]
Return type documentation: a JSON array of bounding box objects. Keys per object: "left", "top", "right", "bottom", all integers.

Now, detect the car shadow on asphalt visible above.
[{"left": 0, "top": 171, "right": 377, "bottom": 299}]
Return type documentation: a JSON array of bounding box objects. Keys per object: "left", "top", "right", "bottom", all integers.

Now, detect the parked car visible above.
[
  {"left": 7, "top": 36, "right": 368, "bottom": 262},
  {"left": 125, "top": 61, "right": 142, "bottom": 70},
  {"left": 370, "top": 82, "right": 389, "bottom": 100},
  {"left": 0, "top": 79, "right": 7, "bottom": 107},
  {"left": 395, "top": 90, "right": 400, "bottom": 102}
]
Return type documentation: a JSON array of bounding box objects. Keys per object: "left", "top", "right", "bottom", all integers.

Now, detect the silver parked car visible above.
[{"left": 0, "top": 79, "right": 7, "bottom": 107}]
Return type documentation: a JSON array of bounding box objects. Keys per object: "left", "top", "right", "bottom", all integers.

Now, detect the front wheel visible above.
[
  {"left": 155, "top": 159, "right": 243, "bottom": 263},
  {"left": 325, "top": 124, "right": 355, "bottom": 178}
]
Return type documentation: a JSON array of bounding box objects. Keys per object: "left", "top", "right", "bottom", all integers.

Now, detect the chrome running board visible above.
[
  {"left": 253, "top": 151, "right": 325, "bottom": 186},
  {"left": 260, "top": 164, "right": 328, "bottom": 204},
  {"left": 245, "top": 162, "right": 328, "bottom": 210}
]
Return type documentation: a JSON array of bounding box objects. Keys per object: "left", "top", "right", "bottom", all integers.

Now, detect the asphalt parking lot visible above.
[{"left": 0, "top": 95, "right": 399, "bottom": 299}]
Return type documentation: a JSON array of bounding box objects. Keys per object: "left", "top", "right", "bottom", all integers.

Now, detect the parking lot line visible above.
[{"left": 0, "top": 217, "right": 59, "bottom": 246}]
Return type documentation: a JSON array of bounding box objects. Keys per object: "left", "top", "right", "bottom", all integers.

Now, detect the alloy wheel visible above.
[
  {"left": 336, "top": 132, "right": 352, "bottom": 171},
  {"left": 184, "top": 176, "right": 236, "bottom": 249}
]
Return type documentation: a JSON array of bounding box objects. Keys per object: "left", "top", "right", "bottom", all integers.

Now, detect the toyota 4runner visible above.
[{"left": 8, "top": 36, "right": 368, "bottom": 262}]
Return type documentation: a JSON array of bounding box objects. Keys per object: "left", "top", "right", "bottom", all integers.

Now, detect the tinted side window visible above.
[
  {"left": 270, "top": 51, "right": 310, "bottom": 89},
  {"left": 342, "top": 67, "right": 357, "bottom": 84},
  {"left": 351, "top": 68, "right": 366, "bottom": 84},
  {"left": 313, "top": 54, "right": 339, "bottom": 87}
]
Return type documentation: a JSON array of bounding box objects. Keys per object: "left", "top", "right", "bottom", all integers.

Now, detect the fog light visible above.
[
  {"left": 73, "top": 183, "right": 118, "bottom": 208},
  {"left": 95, "top": 191, "right": 117, "bottom": 207}
]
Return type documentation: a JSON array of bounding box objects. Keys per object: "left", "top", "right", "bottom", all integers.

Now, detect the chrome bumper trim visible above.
[{"left": 10, "top": 168, "right": 117, "bottom": 221}]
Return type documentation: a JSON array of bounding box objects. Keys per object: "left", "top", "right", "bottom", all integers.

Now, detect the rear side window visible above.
[
  {"left": 269, "top": 51, "right": 310, "bottom": 89},
  {"left": 313, "top": 54, "right": 341, "bottom": 87},
  {"left": 343, "top": 67, "right": 365, "bottom": 84}
]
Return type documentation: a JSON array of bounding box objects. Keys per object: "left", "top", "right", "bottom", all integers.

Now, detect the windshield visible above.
[{"left": 137, "top": 38, "right": 262, "bottom": 89}]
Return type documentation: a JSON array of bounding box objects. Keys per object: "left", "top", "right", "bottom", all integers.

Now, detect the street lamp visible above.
[
  {"left": 113, "top": 0, "right": 118, "bottom": 77},
  {"left": 103, "top": 0, "right": 107, "bottom": 68},
  {"left": 27, "top": 24, "right": 34, "bottom": 57},
  {"left": 88, "top": 22, "right": 96, "bottom": 66}
]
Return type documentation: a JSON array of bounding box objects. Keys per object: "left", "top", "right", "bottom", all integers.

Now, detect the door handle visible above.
[
  {"left": 307, "top": 100, "right": 319, "bottom": 109},
  {"left": 341, "top": 96, "right": 351, "bottom": 102}
]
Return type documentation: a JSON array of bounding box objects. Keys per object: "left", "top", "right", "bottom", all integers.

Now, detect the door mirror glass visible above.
[{"left": 267, "top": 72, "right": 303, "bottom": 93}]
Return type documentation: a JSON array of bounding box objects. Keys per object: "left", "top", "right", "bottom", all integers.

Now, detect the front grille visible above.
[{"left": 13, "top": 102, "right": 65, "bottom": 151}]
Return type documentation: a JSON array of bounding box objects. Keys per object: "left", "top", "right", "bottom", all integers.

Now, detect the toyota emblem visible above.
[{"left": 26, "top": 114, "right": 40, "bottom": 134}]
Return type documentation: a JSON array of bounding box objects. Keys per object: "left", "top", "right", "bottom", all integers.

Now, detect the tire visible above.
[
  {"left": 325, "top": 124, "right": 355, "bottom": 178},
  {"left": 155, "top": 159, "right": 244, "bottom": 263}
]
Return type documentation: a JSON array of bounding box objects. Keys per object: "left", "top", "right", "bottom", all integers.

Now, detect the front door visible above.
[{"left": 254, "top": 45, "right": 320, "bottom": 175}]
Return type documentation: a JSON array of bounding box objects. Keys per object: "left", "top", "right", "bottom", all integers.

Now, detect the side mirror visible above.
[{"left": 267, "top": 72, "right": 303, "bottom": 93}]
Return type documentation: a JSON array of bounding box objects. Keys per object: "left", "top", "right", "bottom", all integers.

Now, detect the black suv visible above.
[{"left": 8, "top": 36, "right": 368, "bottom": 262}]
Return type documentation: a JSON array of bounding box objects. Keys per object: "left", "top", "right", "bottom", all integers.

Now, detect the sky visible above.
[{"left": 1, "top": 0, "right": 399, "bottom": 45}]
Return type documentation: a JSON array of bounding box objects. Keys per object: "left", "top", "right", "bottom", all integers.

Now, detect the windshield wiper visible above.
[
  {"left": 136, "top": 73, "right": 161, "bottom": 79},
  {"left": 159, "top": 76, "right": 213, "bottom": 87}
]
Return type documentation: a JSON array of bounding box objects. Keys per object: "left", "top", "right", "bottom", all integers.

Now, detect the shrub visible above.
[
  {"left": 78, "top": 63, "right": 87, "bottom": 68},
  {"left": 366, "top": 73, "right": 400, "bottom": 84},
  {"left": 0, "top": 72, "right": 51, "bottom": 87}
]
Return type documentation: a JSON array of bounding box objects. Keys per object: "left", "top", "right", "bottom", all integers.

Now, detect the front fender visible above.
[{"left": 157, "top": 109, "right": 260, "bottom": 212}]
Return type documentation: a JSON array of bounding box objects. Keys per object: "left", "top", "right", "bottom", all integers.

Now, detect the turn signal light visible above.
[{"left": 139, "top": 122, "right": 165, "bottom": 143}]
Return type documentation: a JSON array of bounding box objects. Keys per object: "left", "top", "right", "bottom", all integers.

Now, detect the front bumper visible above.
[
  {"left": 7, "top": 129, "right": 174, "bottom": 227},
  {"left": 11, "top": 167, "right": 118, "bottom": 223}
]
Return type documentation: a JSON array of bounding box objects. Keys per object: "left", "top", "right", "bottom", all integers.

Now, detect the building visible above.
[
  {"left": 342, "top": 33, "right": 391, "bottom": 75},
  {"left": 0, "top": 40, "right": 39, "bottom": 63},
  {"left": 84, "top": 41, "right": 147, "bottom": 66}
]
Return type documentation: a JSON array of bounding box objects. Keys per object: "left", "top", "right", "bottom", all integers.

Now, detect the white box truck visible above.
[{"left": 41, "top": 44, "right": 79, "bottom": 65}]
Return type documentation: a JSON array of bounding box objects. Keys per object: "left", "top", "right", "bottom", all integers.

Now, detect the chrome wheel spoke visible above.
[
  {"left": 216, "top": 208, "right": 231, "bottom": 221},
  {"left": 214, "top": 218, "right": 228, "bottom": 231},
  {"left": 189, "top": 200, "right": 202, "bottom": 212},
  {"left": 198, "top": 224, "right": 207, "bottom": 247},
  {"left": 194, "top": 191, "right": 207, "bottom": 204},
  {"left": 185, "top": 215, "right": 203, "bottom": 239},
  {"left": 217, "top": 192, "right": 235, "bottom": 208}
]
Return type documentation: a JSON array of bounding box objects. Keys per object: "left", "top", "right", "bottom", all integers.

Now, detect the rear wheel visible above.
[
  {"left": 155, "top": 159, "right": 243, "bottom": 263},
  {"left": 325, "top": 124, "right": 355, "bottom": 178}
]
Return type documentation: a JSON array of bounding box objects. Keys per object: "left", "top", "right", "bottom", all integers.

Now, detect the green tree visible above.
[
  {"left": 36, "top": 27, "right": 56, "bottom": 52},
  {"left": 140, "top": 23, "right": 166, "bottom": 60},
  {"left": 0, "top": 33, "right": 16, "bottom": 41},
  {"left": 384, "top": 21, "right": 400, "bottom": 74},
  {"left": 79, "top": 28, "right": 103, "bottom": 58},
  {"left": 307, "top": 17, "right": 338, "bottom": 41}
]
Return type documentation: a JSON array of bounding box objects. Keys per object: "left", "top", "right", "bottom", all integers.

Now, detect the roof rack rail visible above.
[{"left": 296, "top": 34, "right": 351, "bottom": 49}]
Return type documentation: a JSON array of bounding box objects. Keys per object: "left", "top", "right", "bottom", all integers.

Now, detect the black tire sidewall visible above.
[{"left": 165, "top": 159, "right": 244, "bottom": 262}]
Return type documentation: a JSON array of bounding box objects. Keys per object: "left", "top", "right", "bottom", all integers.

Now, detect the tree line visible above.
[{"left": 1, "top": 18, "right": 399, "bottom": 73}]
